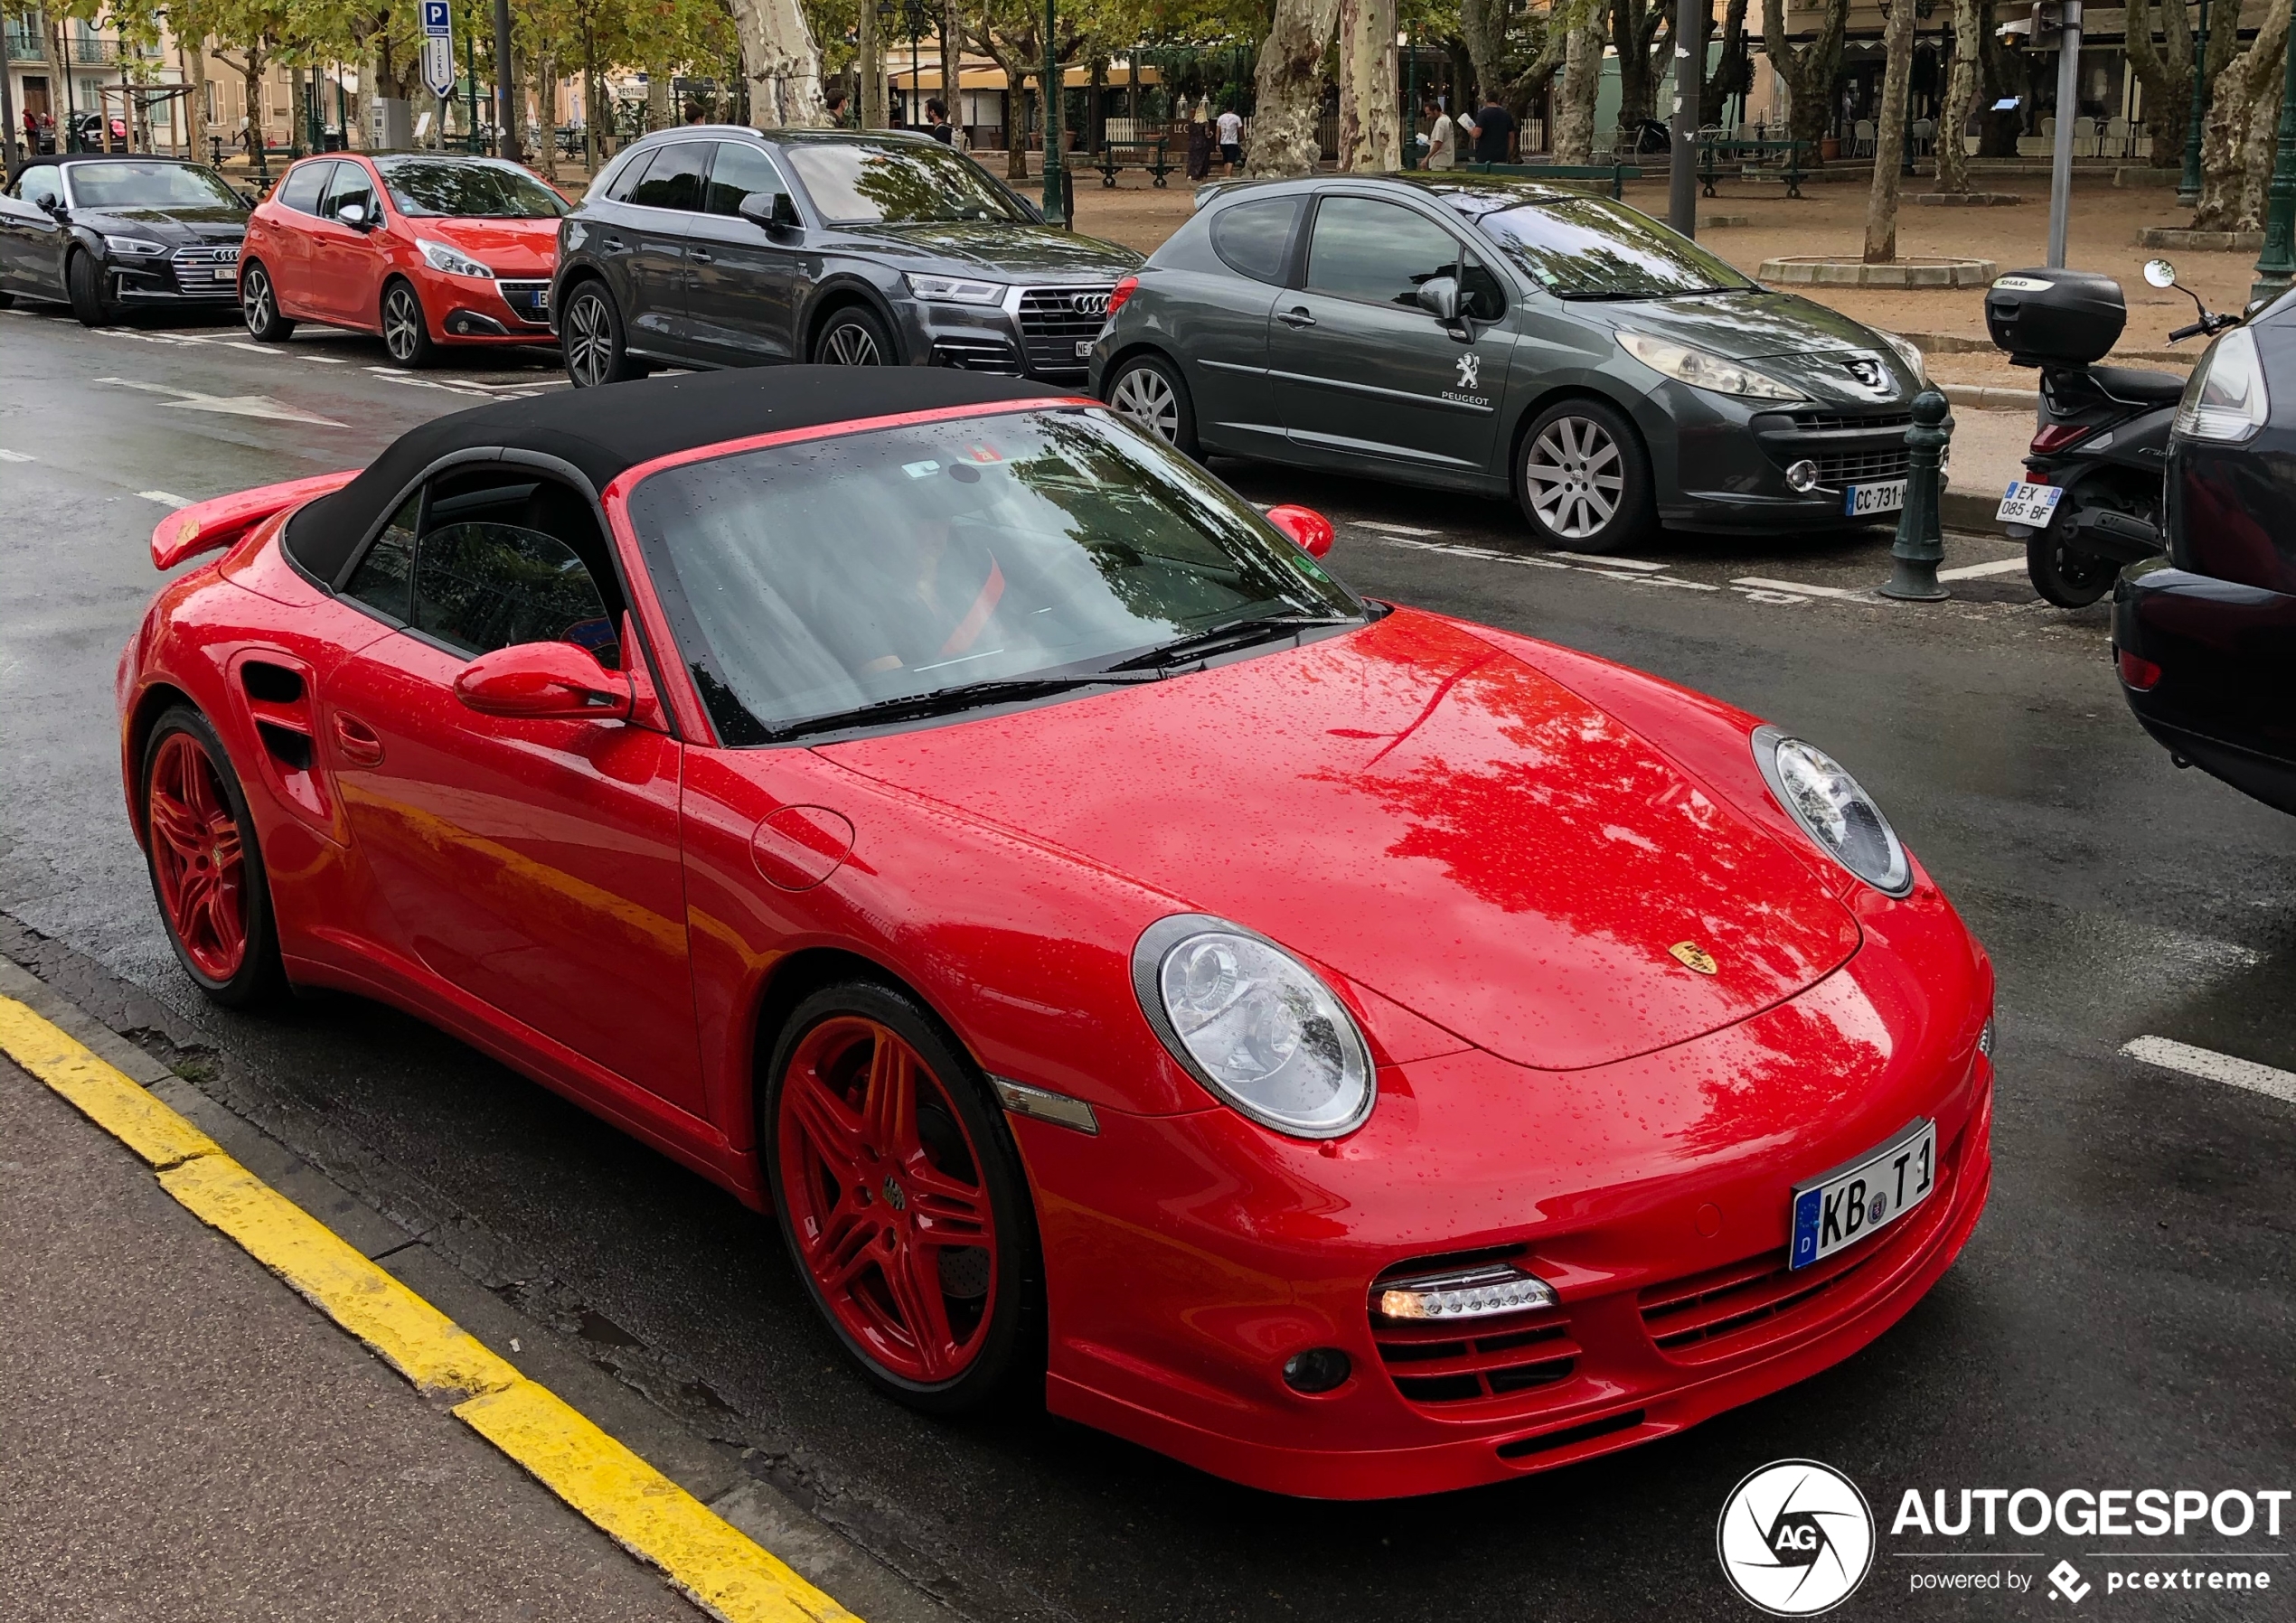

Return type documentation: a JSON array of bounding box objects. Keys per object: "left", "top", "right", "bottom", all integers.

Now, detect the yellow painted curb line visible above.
[{"left": 0, "top": 994, "right": 861, "bottom": 1623}]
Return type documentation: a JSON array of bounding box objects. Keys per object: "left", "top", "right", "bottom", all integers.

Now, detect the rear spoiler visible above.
[{"left": 151, "top": 470, "right": 361, "bottom": 571}]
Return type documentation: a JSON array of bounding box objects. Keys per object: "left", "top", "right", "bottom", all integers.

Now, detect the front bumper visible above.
[
  {"left": 1015, "top": 898, "right": 1995, "bottom": 1498},
  {"left": 2114, "top": 558, "right": 2296, "bottom": 814},
  {"left": 1645, "top": 384, "right": 1940, "bottom": 532},
  {"left": 901, "top": 283, "right": 1114, "bottom": 384}
]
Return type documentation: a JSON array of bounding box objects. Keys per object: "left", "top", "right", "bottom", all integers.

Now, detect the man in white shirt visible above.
[
  {"left": 1422, "top": 94, "right": 1455, "bottom": 170},
  {"left": 1215, "top": 105, "right": 1243, "bottom": 174}
]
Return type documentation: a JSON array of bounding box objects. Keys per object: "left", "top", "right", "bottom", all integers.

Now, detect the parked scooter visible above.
[{"left": 1986, "top": 260, "right": 2232, "bottom": 607}]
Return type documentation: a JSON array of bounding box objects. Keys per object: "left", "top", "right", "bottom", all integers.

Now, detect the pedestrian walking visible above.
[
  {"left": 926, "top": 98, "right": 955, "bottom": 145},
  {"left": 1422, "top": 93, "right": 1454, "bottom": 170},
  {"left": 1216, "top": 102, "right": 1243, "bottom": 174},
  {"left": 1464, "top": 97, "right": 1514, "bottom": 164},
  {"left": 824, "top": 89, "right": 850, "bottom": 128}
]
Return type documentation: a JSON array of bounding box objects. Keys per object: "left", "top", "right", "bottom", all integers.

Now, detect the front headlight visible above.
[
  {"left": 2173, "top": 325, "right": 2269, "bottom": 442},
  {"left": 1753, "top": 725, "right": 1913, "bottom": 896},
  {"left": 1879, "top": 329, "right": 1925, "bottom": 382},
  {"left": 417, "top": 238, "right": 495, "bottom": 279},
  {"left": 104, "top": 234, "right": 169, "bottom": 258},
  {"left": 1616, "top": 330, "right": 1803, "bottom": 401},
  {"left": 906, "top": 272, "right": 1006, "bottom": 305},
  {"left": 1132, "top": 915, "right": 1375, "bottom": 1139}
]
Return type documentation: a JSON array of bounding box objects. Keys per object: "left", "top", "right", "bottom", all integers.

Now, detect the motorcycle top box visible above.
[{"left": 1986, "top": 268, "right": 2127, "bottom": 366}]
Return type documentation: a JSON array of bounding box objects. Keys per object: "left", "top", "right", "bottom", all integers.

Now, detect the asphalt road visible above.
[{"left": 2, "top": 302, "right": 2291, "bottom": 1623}]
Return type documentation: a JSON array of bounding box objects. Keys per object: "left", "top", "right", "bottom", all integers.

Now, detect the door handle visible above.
[
  {"left": 601, "top": 233, "right": 625, "bottom": 250},
  {"left": 332, "top": 711, "right": 384, "bottom": 767},
  {"left": 1278, "top": 306, "right": 1316, "bottom": 327},
  {"left": 687, "top": 248, "right": 713, "bottom": 264}
]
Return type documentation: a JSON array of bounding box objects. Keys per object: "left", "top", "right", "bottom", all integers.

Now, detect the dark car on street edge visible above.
[
  {"left": 550, "top": 127, "right": 1142, "bottom": 388},
  {"left": 2115, "top": 291, "right": 2296, "bottom": 813},
  {"left": 1091, "top": 174, "right": 1938, "bottom": 554},
  {"left": 0, "top": 154, "right": 249, "bottom": 325}
]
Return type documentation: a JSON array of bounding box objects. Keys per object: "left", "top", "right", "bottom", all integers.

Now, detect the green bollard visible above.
[{"left": 1880, "top": 389, "right": 1951, "bottom": 602}]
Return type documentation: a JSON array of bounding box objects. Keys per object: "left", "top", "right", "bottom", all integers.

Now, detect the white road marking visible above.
[
  {"left": 0, "top": 449, "right": 32, "bottom": 463},
  {"left": 94, "top": 378, "right": 348, "bottom": 427},
  {"left": 2121, "top": 1037, "right": 2296, "bottom": 1106},
  {"left": 137, "top": 490, "right": 194, "bottom": 509},
  {"left": 1359, "top": 521, "right": 1442, "bottom": 537},
  {"left": 1732, "top": 576, "right": 1873, "bottom": 601},
  {"left": 1936, "top": 557, "right": 2030, "bottom": 581},
  {"left": 298, "top": 353, "right": 348, "bottom": 363},
  {"left": 1550, "top": 552, "right": 1666, "bottom": 571},
  {"left": 1737, "top": 587, "right": 1811, "bottom": 605}
]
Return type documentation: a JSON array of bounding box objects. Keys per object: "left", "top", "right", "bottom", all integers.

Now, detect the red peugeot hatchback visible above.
[{"left": 239, "top": 153, "right": 563, "bottom": 365}]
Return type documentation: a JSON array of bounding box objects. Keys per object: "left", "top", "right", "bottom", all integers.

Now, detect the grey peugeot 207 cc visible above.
[
  {"left": 1090, "top": 174, "right": 1937, "bottom": 553},
  {"left": 552, "top": 127, "right": 1141, "bottom": 388}
]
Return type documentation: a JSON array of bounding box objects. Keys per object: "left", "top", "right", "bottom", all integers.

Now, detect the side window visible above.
[
  {"left": 626, "top": 143, "right": 708, "bottom": 212},
  {"left": 17, "top": 168, "right": 61, "bottom": 209},
  {"left": 1209, "top": 197, "right": 1302, "bottom": 285},
  {"left": 1305, "top": 197, "right": 1463, "bottom": 310},
  {"left": 704, "top": 141, "right": 786, "bottom": 217},
  {"left": 413, "top": 523, "right": 615, "bottom": 663},
  {"left": 278, "top": 160, "right": 334, "bottom": 216},
  {"left": 1459, "top": 251, "right": 1506, "bottom": 321},
  {"left": 343, "top": 492, "right": 419, "bottom": 622},
  {"left": 598, "top": 147, "right": 650, "bottom": 202},
  {"left": 319, "top": 161, "right": 376, "bottom": 224}
]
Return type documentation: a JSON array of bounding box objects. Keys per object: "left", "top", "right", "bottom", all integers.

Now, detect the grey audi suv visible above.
[{"left": 551, "top": 127, "right": 1141, "bottom": 388}]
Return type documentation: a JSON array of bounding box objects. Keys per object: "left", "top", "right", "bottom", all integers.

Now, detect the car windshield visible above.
[
  {"left": 1476, "top": 195, "right": 1754, "bottom": 299},
  {"left": 626, "top": 408, "right": 1363, "bottom": 744},
  {"left": 374, "top": 158, "right": 566, "bottom": 219},
  {"left": 781, "top": 139, "right": 1026, "bottom": 224},
  {"left": 66, "top": 161, "right": 244, "bottom": 211}
]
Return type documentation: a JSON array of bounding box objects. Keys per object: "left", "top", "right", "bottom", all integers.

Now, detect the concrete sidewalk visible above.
[{"left": 0, "top": 1051, "right": 701, "bottom": 1623}]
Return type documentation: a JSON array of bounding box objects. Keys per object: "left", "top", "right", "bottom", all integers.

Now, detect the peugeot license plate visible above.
[
  {"left": 1996, "top": 480, "right": 2063, "bottom": 525},
  {"left": 1843, "top": 479, "right": 1906, "bottom": 518},
  {"left": 1788, "top": 1119, "right": 1937, "bottom": 1270}
]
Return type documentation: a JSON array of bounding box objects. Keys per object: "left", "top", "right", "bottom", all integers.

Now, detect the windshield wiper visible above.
[
  {"left": 766, "top": 670, "right": 1164, "bottom": 742},
  {"left": 1106, "top": 613, "right": 1359, "bottom": 673}
]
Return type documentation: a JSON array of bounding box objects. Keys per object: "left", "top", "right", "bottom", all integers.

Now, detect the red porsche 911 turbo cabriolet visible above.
[{"left": 118, "top": 369, "right": 1993, "bottom": 1499}]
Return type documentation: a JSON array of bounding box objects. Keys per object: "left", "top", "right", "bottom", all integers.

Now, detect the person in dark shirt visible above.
[
  {"left": 1468, "top": 100, "right": 1515, "bottom": 164},
  {"left": 926, "top": 98, "right": 955, "bottom": 144}
]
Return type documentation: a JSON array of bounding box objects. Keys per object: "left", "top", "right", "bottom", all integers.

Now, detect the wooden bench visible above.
[
  {"left": 1093, "top": 138, "right": 1174, "bottom": 188},
  {"left": 1456, "top": 160, "right": 1643, "bottom": 200},
  {"left": 1695, "top": 136, "right": 1811, "bottom": 199}
]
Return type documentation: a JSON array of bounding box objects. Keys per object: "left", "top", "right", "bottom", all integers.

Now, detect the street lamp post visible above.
[
  {"left": 2178, "top": 0, "right": 2211, "bottom": 206},
  {"left": 1040, "top": 0, "right": 1064, "bottom": 224},
  {"left": 2247, "top": 0, "right": 2296, "bottom": 303}
]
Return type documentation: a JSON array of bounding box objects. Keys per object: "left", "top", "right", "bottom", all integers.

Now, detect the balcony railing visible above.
[
  {"left": 73, "top": 35, "right": 119, "bottom": 65},
  {"left": 5, "top": 29, "right": 43, "bottom": 63}
]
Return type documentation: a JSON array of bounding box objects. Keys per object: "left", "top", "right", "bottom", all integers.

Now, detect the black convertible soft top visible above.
[{"left": 283, "top": 366, "right": 1069, "bottom": 585}]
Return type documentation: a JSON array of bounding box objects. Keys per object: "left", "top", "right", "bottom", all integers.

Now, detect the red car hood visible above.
[
  {"left": 410, "top": 216, "right": 558, "bottom": 274},
  {"left": 821, "top": 609, "right": 1861, "bottom": 1072}
]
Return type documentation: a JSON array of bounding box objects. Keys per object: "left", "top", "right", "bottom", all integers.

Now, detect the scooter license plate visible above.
[
  {"left": 1997, "top": 481, "right": 2065, "bottom": 525},
  {"left": 1844, "top": 479, "right": 1906, "bottom": 517}
]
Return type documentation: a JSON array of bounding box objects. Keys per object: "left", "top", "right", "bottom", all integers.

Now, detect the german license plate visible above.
[
  {"left": 1996, "top": 481, "right": 2063, "bottom": 525},
  {"left": 1788, "top": 1119, "right": 1937, "bottom": 1270},
  {"left": 1075, "top": 339, "right": 1094, "bottom": 358},
  {"left": 1844, "top": 479, "right": 1906, "bottom": 518}
]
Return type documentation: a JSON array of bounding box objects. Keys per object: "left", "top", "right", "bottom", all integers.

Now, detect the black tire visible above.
[
  {"left": 560, "top": 279, "right": 649, "bottom": 388},
  {"left": 1515, "top": 397, "right": 1657, "bottom": 555},
  {"left": 763, "top": 980, "right": 1044, "bottom": 1416},
  {"left": 240, "top": 259, "right": 296, "bottom": 342},
  {"left": 1106, "top": 352, "right": 1200, "bottom": 458},
  {"left": 139, "top": 706, "right": 287, "bottom": 1009},
  {"left": 66, "top": 249, "right": 116, "bottom": 327},
  {"left": 380, "top": 277, "right": 437, "bottom": 368},
  {"left": 2026, "top": 498, "right": 2124, "bottom": 609},
  {"left": 811, "top": 304, "right": 896, "bottom": 367},
  {"left": 0, "top": 290, "right": 14, "bottom": 309}
]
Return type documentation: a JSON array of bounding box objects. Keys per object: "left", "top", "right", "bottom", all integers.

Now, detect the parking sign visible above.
[
  {"left": 421, "top": 0, "right": 450, "bottom": 33},
  {"left": 419, "top": 1, "right": 454, "bottom": 99}
]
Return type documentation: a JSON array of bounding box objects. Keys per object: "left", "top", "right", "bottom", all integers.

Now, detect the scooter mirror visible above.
[{"left": 2143, "top": 258, "right": 2178, "bottom": 288}]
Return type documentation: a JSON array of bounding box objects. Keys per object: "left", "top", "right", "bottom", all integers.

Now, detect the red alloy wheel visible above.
[
  {"left": 146, "top": 731, "right": 249, "bottom": 982},
  {"left": 776, "top": 1016, "right": 998, "bottom": 1384}
]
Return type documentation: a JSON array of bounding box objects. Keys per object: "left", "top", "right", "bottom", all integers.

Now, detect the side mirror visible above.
[
  {"left": 39, "top": 195, "right": 66, "bottom": 218},
  {"left": 738, "top": 190, "right": 803, "bottom": 233},
  {"left": 2143, "top": 258, "right": 2178, "bottom": 289},
  {"left": 454, "top": 641, "right": 632, "bottom": 721},
  {"left": 1416, "top": 275, "right": 1463, "bottom": 324},
  {"left": 336, "top": 201, "right": 368, "bottom": 230},
  {"left": 1266, "top": 503, "right": 1335, "bottom": 558}
]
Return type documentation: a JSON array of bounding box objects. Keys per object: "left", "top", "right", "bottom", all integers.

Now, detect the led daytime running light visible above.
[{"left": 1374, "top": 1264, "right": 1557, "bottom": 1322}]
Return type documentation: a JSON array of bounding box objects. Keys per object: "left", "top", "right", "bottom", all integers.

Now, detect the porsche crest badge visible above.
[{"left": 1669, "top": 942, "right": 1719, "bottom": 975}]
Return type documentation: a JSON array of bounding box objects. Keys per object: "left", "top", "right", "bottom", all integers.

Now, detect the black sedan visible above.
[
  {"left": 550, "top": 127, "right": 1141, "bottom": 389},
  {"left": 1090, "top": 175, "right": 1934, "bottom": 554},
  {"left": 2114, "top": 296, "right": 2296, "bottom": 812},
  {"left": 0, "top": 155, "right": 249, "bottom": 325}
]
